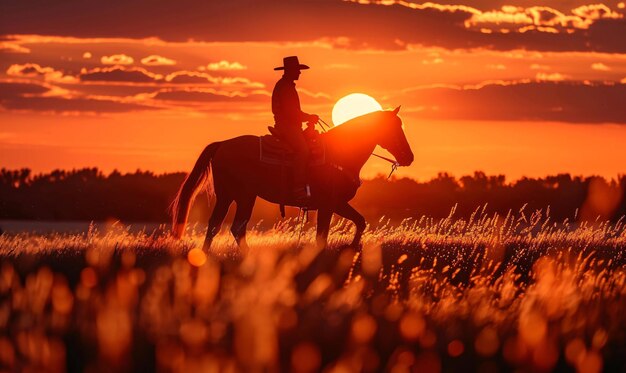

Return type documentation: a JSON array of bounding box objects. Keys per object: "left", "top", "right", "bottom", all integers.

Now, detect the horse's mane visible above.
[{"left": 323, "top": 110, "right": 393, "bottom": 137}]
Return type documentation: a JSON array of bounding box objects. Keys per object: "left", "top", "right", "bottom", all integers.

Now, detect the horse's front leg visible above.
[
  {"left": 334, "top": 202, "right": 366, "bottom": 247},
  {"left": 316, "top": 208, "right": 333, "bottom": 248}
]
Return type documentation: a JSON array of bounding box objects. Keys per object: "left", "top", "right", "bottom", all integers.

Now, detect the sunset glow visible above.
[
  {"left": 0, "top": 0, "right": 624, "bottom": 180},
  {"left": 1, "top": 2, "right": 626, "bottom": 371},
  {"left": 332, "top": 93, "right": 383, "bottom": 125}
]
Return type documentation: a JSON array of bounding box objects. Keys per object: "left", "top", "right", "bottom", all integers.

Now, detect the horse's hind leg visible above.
[
  {"left": 230, "top": 194, "right": 256, "bottom": 252},
  {"left": 203, "top": 196, "right": 233, "bottom": 252},
  {"left": 316, "top": 208, "right": 333, "bottom": 249},
  {"left": 334, "top": 203, "right": 366, "bottom": 247}
]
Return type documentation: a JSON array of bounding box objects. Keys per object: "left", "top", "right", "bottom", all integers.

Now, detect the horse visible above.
[{"left": 171, "top": 106, "right": 414, "bottom": 251}]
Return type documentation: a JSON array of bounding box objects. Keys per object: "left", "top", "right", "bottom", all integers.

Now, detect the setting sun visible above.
[{"left": 331, "top": 93, "right": 383, "bottom": 125}]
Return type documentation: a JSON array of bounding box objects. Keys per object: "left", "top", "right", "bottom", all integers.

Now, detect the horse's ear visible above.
[{"left": 392, "top": 105, "right": 401, "bottom": 115}]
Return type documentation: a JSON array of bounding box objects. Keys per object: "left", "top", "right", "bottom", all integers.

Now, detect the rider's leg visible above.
[{"left": 280, "top": 127, "right": 310, "bottom": 191}]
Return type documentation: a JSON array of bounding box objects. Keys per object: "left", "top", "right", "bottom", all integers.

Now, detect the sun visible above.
[{"left": 332, "top": 93, "right": 383, "bottom": 126}]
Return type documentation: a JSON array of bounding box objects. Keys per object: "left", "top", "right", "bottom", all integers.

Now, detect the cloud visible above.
[
  {"left": 0, "top": 80, "right": 50, "bottom": 100},
  {"left": 591, "top": 62, "right": 611, "bottom": 71},
  {"left": 0, "top": 41, "right": 30, "bottom": 54},
  {"left": 323, "top": 63, "right": 358, "bottom": 70},
  {"left": 75, "top": 66, "right": 265, "bottom": 89},
  {"left": 396, "top": 80, "right": 626, "bottom": 123},
  {"left": 79, "top": 67, "right": 254, "bottom": 86},
  {"left": 64, "top": 83, "right": 162, "bottom": 98},
  {"left": 204, "top": 60, "right": 246, "bottom": 71},
  {"left": 164, "top": 71, "right": 212, "bottom": 84},
  {"left": 79, "top": 66, "right": 163, "bottom": 83},
  {"left": 464, "top": 4, "right": 623, "bottom": 32},
  {"left": 296, "top": 88, "right": 333, "bottom": 104},
  {"left": 101, "top": 54, "right": 134, "bottom": 65},
  {"left": 536, "top": 72, "right": 568, "bottom": 81},
  {"left": 0, "top": 76, "right": 269, "bottom": 114},
  {"left": 422, "top": 57, "right": 445, "bottom": 65},
  {"left": 7, "top": 63, "right": 49, "bottom": 77},
  {"left": 2, "top": 96, "right": 157, "bottom": 113},
  {"left": 164, "top": 71, "right": 264, "bottom": 87},
  {"left": 571, "top": 4, "right": 623, "bottom": 22},
  {"left": 215, "top": 77, "right": 264, "bottom": 88},
  {"left": 0, "top": 80, "right": 158, "bottom": 113},
  {"left": 6, "top": 63, "right": 78, "bottom": 83},
  {"left": 83, "top": 52, "right": 92, "bottom": 59},
  {"left": 141, "top": 55, "right": 176, "bottom": 66},
  {"left": 147, "top": 88, "right": 268, "bottom": 102},
  {"left": 2, "top": 0, "right": 625, "bottom": 52},
  {"left": 530, "top": 64, "right": 550, "bottom": 70}
]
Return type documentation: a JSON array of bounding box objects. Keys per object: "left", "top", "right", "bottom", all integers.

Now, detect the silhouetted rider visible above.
[{"left": 272, "top": 56, "right": 319, "bottom": 202}]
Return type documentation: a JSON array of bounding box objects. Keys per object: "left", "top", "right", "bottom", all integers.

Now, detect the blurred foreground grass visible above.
[{"left": 0, "top": 211, "right": 625, "bottom": 372}]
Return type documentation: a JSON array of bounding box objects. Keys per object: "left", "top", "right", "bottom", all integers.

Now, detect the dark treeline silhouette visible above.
[{"left": 1, "top": 168, "right": 624, "bottom": 225}]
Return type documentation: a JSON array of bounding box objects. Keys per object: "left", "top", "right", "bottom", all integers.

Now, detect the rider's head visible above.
[
  {"left": 284, "top": 67, "right": 301, "bottom": 81},
  {"left": 274, "top": 56, "right": 309, "bottom": 81}
]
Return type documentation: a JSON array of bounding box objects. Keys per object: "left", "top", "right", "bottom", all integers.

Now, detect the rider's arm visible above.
[
  {"left": 275, "top": 80, "right": 318, "bottom": 126},
  {"left": 299, "top": 110, "right": 314, "bottom": 122}
]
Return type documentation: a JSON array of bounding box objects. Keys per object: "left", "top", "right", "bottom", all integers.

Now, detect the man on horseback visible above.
[{"left": 272, "top": 56, "right": 319, "bottom": 202}]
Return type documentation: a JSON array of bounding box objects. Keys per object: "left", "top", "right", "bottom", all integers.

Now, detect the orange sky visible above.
[{"left": 1, "top": 0, "right": 625, "bottom": 181}]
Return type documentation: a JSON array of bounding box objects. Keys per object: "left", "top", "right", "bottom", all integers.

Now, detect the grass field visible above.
[{"left": 1, "top": 210, "right": 625, "bottom": 372}]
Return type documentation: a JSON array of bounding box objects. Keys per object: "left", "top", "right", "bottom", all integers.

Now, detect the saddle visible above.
[
  {"left": 259, "top": 127, "right": 325, "bottom": 166},
  {"left": 260, "top": 127, "right": 326, "bottom": 216}
]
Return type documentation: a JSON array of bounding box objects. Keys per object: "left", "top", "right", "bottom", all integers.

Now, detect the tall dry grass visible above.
[{"left": 0, "top": 209, "right": 624, "bottom": 372}]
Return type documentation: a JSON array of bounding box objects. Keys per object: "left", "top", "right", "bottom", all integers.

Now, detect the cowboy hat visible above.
[{"left": 274, "top": 56, "right": 310, "bottom": 71}]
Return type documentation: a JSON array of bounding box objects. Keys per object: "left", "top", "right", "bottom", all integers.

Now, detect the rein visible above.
[
  {"left": 317, "top": 118, "right": 400, "bottom": 179},
  {"left": 371, "top": 153, "right": 399, "bottom": 179}
]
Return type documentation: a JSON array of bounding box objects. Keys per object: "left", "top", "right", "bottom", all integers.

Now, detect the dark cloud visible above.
[
  {"left": 7, "top": 63, "right": 78, "bottom": 83},
  {"left": 10, "top": 64, "right": 45, "bottom": 76},
  {"left": 2, "top": 96, "right": 157, "bottom": 113},
  {"left": 412, "top": 0, "right": 623, "bottom": 12},
  {"left": 152, "top": 88, "right": 268, "bottom": 102},
  {"left": 0, "top": 79, "right": 268, "bottom": 113},
  {"left": 397, "top": 81, "right": 626, "bottom": 123},
  {"left": 80, "top": 66, "right": 161, "bottom": 83},
  {"left": 163, "top": 71, "right": 264, "bottom": 87},
  {"left": 164, "top": 72, "right": 211, "bottom": 84},
  {"left": 0, "top": 80, "right": 157, "bottom": 113},
  {"left": 0, "top": 81, "right": 50, "bottom": 99},
  {"left": 77, "top": 67, "right": 264, "bottom": 89},
  {"left": 1, "top": 0, "right": 624, "bottom": 52},
  {"left": 66, "top": 83, "right": 159, "bottom": 97}
]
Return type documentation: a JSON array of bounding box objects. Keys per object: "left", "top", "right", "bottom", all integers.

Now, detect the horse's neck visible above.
[{"left": 323, "top": 120, "right": 377, "bottom": 175}]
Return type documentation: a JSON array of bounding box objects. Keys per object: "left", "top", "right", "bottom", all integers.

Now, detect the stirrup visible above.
[{"left": 293, "top": 184, "right": 311, "bottom": 205}]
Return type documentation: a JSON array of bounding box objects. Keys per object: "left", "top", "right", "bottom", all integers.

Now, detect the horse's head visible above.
[{"left": 377, "top": 106, "right": 414, "bottom": 166}]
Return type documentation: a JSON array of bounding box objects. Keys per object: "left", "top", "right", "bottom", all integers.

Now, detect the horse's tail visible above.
[{"left": 170, "top": 142, "right": 221, "bottom": 238}]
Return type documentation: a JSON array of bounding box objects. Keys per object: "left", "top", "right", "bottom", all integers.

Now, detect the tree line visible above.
[{"left": 1, "top": 168, "right": 624, "bottom": 225}]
